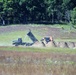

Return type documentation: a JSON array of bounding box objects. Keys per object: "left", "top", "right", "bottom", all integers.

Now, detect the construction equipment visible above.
[
  {"left": 27, "top": 31, "right": 38, "bottom": 43},
  {"left": 12, "top": 38, "right": 25, "bottom": 46},
  {"left": 25, "top": 31, "right": 38, "bottom": 46},
  {"left": 12, "top": 30, "right": 38, "bottom": 46}
]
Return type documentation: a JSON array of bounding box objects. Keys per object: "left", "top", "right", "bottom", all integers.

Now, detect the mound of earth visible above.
[
  {"left": 45, "top": 41, "right": 57, "bottom": 47},
  {"left": 67, "top": 42, "right": 75, "bottom": 48},
  {"left": 43, "top": 41, "right": 76, "bottom": 48},
  {"left": 57, "top": 42, "right": 68, "bottom": 48}
]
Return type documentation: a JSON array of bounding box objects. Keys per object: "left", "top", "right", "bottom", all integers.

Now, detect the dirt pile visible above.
[
  {"left": 43, "top": 41, "right": 76, "bottom": 48},
  {"left": 57, "top": 42, "right": 69, "bottom": 48},
  {"left": 67, "top": 42, "right": 75, "bottom": 48},
  {"left": 32, "top": 41, "right": 45, "bottom": 47},
  {"left": 46, "top": 41, "right": 57, "bottom": 47}
]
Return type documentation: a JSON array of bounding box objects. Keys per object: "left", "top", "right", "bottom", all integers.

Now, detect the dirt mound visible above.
[
  {"left": 67, "top": 42, "right": 75, "bottom": 48},
  {"left": 74, "top": 42, "right": 76, "bottom": 47},
  {"left": 32, "top": 41, "right": 44, "bottom": 47},
  {"left": 26, "top": 41, "right": 76, "bottom": 48},
  {"left": 46, "top": 41, "right": 57, "bottom": 47},
  {"left": 57, "top": 42, "right": 69, "bottom": 48},
  {"left": 55, "top": 41, "right": 76, "bottom": 48}
]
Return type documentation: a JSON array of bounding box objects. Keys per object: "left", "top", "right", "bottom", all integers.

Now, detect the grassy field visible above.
[
  {"left": 0, "top": 31, "right": 43, "bottom": 46},
  {"left": 0, "top": 24, "right": 76, "bottom": 75},
  {"left": 0, "top": 46, "right": 76, "bottom": 75},
  {"left": 0, "top": 46, "right": 76, "bottom": 54},
  {"left": 0, "top": 30, "right": 76, "bottom": 45},
  {"left": 0, "top": 24, "right": 76, "bottom": 46}
]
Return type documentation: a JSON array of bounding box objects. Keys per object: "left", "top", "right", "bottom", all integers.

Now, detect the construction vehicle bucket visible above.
[{"left": 27, "top": 31, "right": 38, "bottom": 43}]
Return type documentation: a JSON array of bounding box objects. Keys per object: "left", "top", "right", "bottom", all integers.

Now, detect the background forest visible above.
[{"left": 0, "top": 0, "right": 76, "bottom": 25}]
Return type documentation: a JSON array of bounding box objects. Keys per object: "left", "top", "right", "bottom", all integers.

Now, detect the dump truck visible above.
[{"left": 12, "top": 30, "right": 38, "bottom": 46}]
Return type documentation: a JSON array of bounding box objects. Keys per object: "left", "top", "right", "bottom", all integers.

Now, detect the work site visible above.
[
  {"left": 0, "top": 25, "right": 76, "bottom": 48},
  {"left": 10, "top": 25, "right": 76, "bottom": 49},
  {"left": 0, "top": 25, "right": 76, "bottom": 75},
  {"left": 12, "top": 30, "right": 76, "bottom": 49},
  {"left": 0, "top": 0, "right": 76, "bottom": 75}
]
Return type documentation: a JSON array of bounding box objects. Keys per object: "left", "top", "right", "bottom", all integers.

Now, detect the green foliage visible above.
[
  {"left": 0, "top": 0, "right": 76, "bottom": 25},
  {"left": 0, "top": 46, "right": 76, "bottom": 54},
  {"left": 71, "top": 7, "right": 76, "bottom": 25}
]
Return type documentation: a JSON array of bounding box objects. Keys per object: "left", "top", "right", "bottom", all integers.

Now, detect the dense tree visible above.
[
  {"left": 71, "top": 7, "right": 76, "bottom": 25},
  {"left": 0, "top": 0, "right": 76, "bottom": 25}
]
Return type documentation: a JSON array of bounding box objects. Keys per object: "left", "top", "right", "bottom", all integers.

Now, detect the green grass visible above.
[
  {"left": 1, "top": 30, "right": 76, "bottom": 46},
  {"left": 0, "top": 25, "right": 76, "bottom": 75},
  {"left": 55, "top": 38, "right": 76, "bottom": 42},
  {"left": 0, "top": 24, "right": 76, "bottom": 45},
  {"left": 51, "top": 24, "right": 76, "bottom": 31},
  {"left": 0, "top": 30, "right": 42, "bottom": 45},
  {"left": 0, "top": 46, "right": 76, "bottom": 54},
  {"left": 0, "top": 31, "right": 26, "bottom": 45}
]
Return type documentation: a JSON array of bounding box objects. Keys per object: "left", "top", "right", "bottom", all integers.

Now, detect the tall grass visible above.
[
  {"left": 0, "top": 52, "right": 75, "bottom": 75},
  {"left": 0, "top": 63, "right": 76, "bottom": 75},
  {"left": 0, "top": 46, "right": 76, "bottom": 75}
]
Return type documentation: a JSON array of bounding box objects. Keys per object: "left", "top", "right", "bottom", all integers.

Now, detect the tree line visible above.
[{"left": 0, "top": 0, "right": 76, "bottom": 25}]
